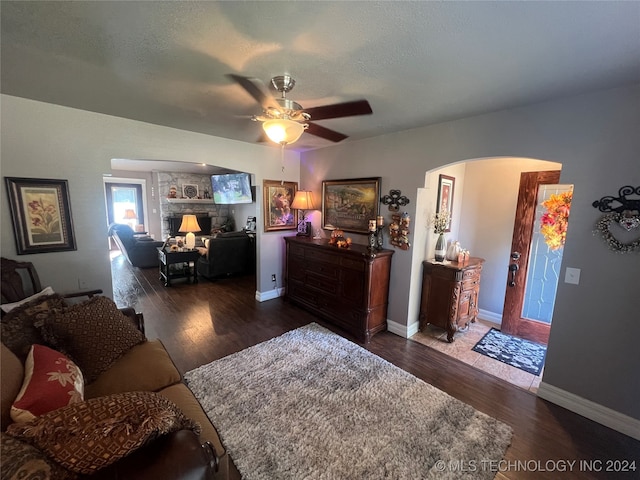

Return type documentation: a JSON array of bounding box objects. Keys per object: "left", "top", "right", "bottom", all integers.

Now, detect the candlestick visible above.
[
  {"left": 377, "top": 215, "right": 384, "bottom": 227},
  {"left": 369, "top": 219, "right": 377, "bottom": 232}
]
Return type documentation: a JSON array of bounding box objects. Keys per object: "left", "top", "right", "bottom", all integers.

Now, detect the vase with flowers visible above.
[{"left": 429, "top": 210, "right": 451, "bottom": 262}]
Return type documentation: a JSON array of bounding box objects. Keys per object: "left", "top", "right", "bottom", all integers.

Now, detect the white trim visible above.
[
  {"left": 477, "top": 309, "right": 502, "bottom": 326},
  {"left": 387, "top": 319, "right": 419, "bottom": 338},
  {"left": 537, "top": 382, "right": 640, "bottom": 440},
  {"left": 255, "top": 288, "right": 284, "bottom": 302}
]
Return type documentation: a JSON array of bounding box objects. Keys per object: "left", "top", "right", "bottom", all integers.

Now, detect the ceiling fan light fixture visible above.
[{"left": 263, "top": 119, "right": 306, "bottom": 145}]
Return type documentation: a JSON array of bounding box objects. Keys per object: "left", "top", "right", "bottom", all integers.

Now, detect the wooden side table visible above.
[
  {"left": 157, "top": 248, "right": 201, "bottom": 287},
  {"left": 418, "top": 257, "right": 484, "bottom": 342}
]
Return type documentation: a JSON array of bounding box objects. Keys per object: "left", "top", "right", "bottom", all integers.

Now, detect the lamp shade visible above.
[
  {"left": 178, "top": 214, "right": 202, "bottom": 250},
  {"left": 123, "top": 209, "right": 137, "bottom": 220},
  {"left": 263, "top": 119, "right": 305, "bottom": 145},
  {"left": 178, "top": 214, "right": 201, "bottom": 233},
  {"left": 291, "top": 191, "right": 316, "bottom": 211}
]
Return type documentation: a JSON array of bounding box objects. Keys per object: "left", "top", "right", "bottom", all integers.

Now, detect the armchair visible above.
[
  {"left": 1, "top": 257, "right": 103, "bottom": 305},
  {"left": 109, "top": 223, "right": 165, "bottom": 268}
]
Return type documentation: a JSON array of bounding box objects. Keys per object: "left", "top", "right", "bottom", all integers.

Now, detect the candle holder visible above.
[
  {"left": 368, "top": 231, "right": 377, "bottom": 250},
  {"left": 376, "top": 227, "right": 384, "bottom": 248}
]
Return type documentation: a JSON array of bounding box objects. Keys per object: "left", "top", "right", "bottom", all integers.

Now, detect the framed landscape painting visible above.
[
  {"left": 263, "top": 180, "right": 298, "bottom": 232},
  {"left": 322, "top": 177, "right": 381, "bottom": 234},
  {"left": 5, "top": 177, "right": 77, "bottom": 254}
]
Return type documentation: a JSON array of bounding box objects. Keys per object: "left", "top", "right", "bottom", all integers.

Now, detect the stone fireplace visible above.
[{"left": 156, "top": 171, "right": 229, "bottom": 239}]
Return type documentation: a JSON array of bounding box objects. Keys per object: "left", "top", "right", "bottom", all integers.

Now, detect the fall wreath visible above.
[{"left": 540, "top": 191, "right": 572, "bottom": 250}]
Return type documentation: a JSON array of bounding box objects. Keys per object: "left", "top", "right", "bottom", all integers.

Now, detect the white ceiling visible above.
[{"left": 2, "top": 1, "right": 639, "bottom": 153}]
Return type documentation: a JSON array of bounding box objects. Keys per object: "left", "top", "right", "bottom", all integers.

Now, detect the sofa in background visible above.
[
  {"left": 109, "top": 223, "right": 164, "bottom": 268},
  {"left": 197, "top": 231, "right": 254, "bottom": 280}
]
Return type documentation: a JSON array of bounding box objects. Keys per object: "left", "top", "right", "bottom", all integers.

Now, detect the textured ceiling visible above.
[{"left": 2, "top": 1, "right": 639, "bottom": 153}]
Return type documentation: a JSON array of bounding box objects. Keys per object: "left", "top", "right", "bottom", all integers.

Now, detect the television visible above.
[{"left": 211, "top": 172, "right": 253, "bottom": 204}]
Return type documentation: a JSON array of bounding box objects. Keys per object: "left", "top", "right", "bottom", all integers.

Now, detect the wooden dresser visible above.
[
  {"left": 418, "top": 257, "right": 484, "bottom": 342},
  {"left": 284, "top": 237, "right": 394, "bottom": 342}
]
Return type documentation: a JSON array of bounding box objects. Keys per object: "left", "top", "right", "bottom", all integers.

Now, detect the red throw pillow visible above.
[{"left": 11, "top": 344, "right": 84, "bottom": 423}]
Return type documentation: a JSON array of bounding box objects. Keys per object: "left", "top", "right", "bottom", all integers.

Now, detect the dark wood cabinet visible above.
[
  {"left": 418, "top": 258, "right": 484, "bottom": 342},
  {"left": 284, "top": 237, "right": 394, "bottom": 342}
]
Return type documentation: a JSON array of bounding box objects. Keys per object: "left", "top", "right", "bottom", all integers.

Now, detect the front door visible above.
[{"left": 501, "top": 170, "right": 562, "bottom": 344}]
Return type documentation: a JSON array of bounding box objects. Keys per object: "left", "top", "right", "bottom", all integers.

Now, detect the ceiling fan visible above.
[{"left": 227, "top": 74, "right": 373, "bottom": 145}]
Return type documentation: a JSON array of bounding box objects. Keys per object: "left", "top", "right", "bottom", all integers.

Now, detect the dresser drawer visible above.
[
  {"left": 311, "top": 250, "right": 342, "bottom": 266},
  {"left": 306, "top": 260, "right": 340, "bottom": 279},
  {"left": 340, "top": 257, "right": 365, "bottom": 272},
  {"left": 462, "top": 276, "right": 481, "bottom": 291},
  {"left": 461, "top": 266, "right": 481, "bottom": 289},
  {"left": 462, "top": 265, "right": 481, "bottom": 281},
  {"left": 305, "top": 272, "right": 339, "bottom": 295}
]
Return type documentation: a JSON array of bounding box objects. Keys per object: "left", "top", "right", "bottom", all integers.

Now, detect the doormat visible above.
[{"left": 472, "top": 328, "right": 546, "bottom": 376}]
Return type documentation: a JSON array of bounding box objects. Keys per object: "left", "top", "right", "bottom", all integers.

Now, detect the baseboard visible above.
[
  {"left": 387, "top": 319, "right": 419, "bottom": 339},
  {"left": 477, "top": 309, "right": 502, "bottom": 326},
  {"left": 255, "top": 288, "right": 284, "bottom": 302},
  {"left": 537, "top": 382, "right": 640, "bottom": 440}
]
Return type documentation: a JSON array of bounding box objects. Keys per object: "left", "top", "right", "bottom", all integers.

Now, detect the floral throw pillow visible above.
[
  {"left": 11, "top": 344, "right": 84, "bottom": 423},
  {"left": 7, "top": 391, "right": 200, "bottom": 475},
  {"left": 40, "top": 296, "right": 146, "bottom": 383}
]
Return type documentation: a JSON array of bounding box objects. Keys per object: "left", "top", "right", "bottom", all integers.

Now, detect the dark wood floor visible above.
[{"left": 111, "top": 253, "right": 639, "bottom": 480}]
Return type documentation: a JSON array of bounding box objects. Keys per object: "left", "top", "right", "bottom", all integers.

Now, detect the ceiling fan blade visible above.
[
  {"left": 304, "top": 100, "right": 372, "bottom": 121},
  {"left": 226, "top": 74, "right": 280, "bottom": 111},
  {"left": 306, "top": 122, "right": 348, "bottom": 142}
]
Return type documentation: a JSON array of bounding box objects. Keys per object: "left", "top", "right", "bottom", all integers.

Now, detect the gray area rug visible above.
[{"left": 185, "top": 323, "right": 512, "bottom": 480}]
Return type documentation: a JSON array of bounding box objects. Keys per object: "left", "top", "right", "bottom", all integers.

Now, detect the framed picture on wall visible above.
[
  {"left": 5, "top": 177, "right": 77, "bottom": 255},
  {"left": 437, "top": 174, "right": 455, "bottom": 232},
  {"left": 263, "top": 180, "right": 298, "bottom": 232},
  {"left": 321, "top": 177, "right": 381, "bottom": 234}
]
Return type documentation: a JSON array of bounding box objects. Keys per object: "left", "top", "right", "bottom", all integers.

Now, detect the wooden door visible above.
[{"left": 501, "top": 170, "right": 561, "bottom": 344}]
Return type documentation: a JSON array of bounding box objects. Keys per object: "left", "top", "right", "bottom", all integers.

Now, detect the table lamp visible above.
[
  {"left": 291, "top": 191, "right": 315, "bottom": 237},
  {"left": 178, "top": 214, "right": 201, "bottom": 249}
]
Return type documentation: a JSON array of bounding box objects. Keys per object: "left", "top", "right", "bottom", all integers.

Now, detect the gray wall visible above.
[{"left": 301, "top": 84, "right": 640, "bottom": 420}]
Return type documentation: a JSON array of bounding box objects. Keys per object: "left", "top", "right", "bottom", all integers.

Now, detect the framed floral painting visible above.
[
  {"left": 5, "top": 177, "right": 77, "bottom": 254},
  {"left": 322, "top": 177, "right": 381, "bottom": 234},
  {"left": 263, "top": 180, "right": 298, "bottom": 232},
  {"left": 437, "top": 174, "right": 455, "bottom": 232}
]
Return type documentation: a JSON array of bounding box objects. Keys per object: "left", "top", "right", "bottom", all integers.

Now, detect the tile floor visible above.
[{"left": 410, "top": 319, "right": 543, "bottom": 393}]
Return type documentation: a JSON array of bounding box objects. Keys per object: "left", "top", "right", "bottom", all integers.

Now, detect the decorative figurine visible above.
[{"left": 389, "top": 212, "right": 411, "bottom": 250}]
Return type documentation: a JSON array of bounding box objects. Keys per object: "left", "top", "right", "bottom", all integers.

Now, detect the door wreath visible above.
[
  {"left": 592, "top": 185, "right": 640, "bottom": 253},
  {"left": 593, "top": 212, "right": 640, "bottom": 253}
]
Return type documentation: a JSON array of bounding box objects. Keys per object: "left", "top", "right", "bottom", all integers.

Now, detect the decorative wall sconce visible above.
[
  {"left": 381, "top": 190, "right": 410, "bottom": 212},
  {"left": 389, "top": 212, "right": 411, "bottom": 250},
  {"left": 592, "top": 185, "right": 640, "bottom": 253}
]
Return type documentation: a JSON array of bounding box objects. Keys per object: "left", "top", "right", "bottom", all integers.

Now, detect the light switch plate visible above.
[{"left": 565, "top": 267, "right": 581, "bottom": 285}]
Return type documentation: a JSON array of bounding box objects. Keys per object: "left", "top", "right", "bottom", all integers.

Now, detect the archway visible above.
[{"left": 409, "top": 156, "right": 564, "bottom": 390}]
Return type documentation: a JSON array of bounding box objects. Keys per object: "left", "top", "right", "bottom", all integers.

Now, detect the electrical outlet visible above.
[{"left": 271, "top": 274, "right": 276, "bottom": 282}]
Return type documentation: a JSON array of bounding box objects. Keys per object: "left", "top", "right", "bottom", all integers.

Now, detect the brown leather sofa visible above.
[
  {"left": 1, "top": 306, "right": 232, "bottom": 479},
  {"left": 0, "top": 258, "right": 243, "bottom": 479}
]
